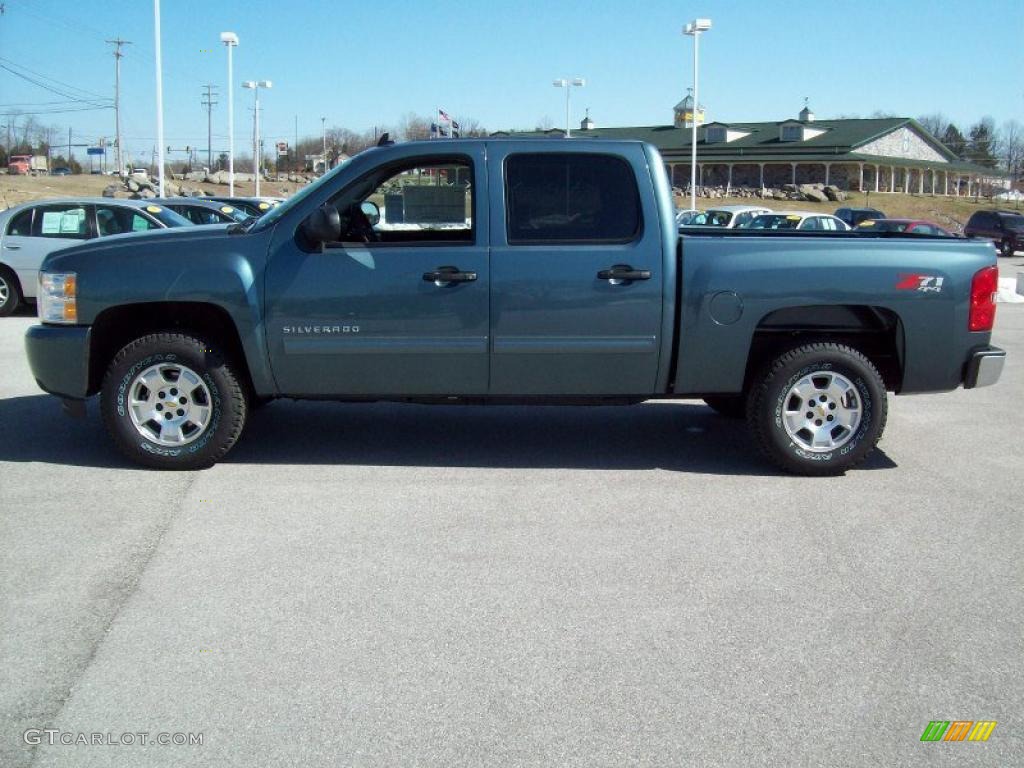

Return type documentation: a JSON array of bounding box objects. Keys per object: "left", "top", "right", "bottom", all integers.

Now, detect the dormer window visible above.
[
  {"left": 707, "top": 126, "right": 727, "bottom": 143},
  {"left": 704, "top": 123, "right": 752, "bottom": 144},
  {"left": 781, "top": 125, "right": 802, "bottom": 141}
]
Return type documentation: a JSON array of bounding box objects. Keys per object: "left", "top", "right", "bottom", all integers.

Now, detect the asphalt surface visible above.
[{"left": 1, "top": 265, "right": 1022, "bottom": 767}]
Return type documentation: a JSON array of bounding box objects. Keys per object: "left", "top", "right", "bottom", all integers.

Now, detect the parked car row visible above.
[{"left": 0, "top": 195, "right": 282, "bottom": 316}]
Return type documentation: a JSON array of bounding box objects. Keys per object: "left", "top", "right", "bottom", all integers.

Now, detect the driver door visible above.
[{"left": 264, "top": 147, "right": 489, "bottom": 397}]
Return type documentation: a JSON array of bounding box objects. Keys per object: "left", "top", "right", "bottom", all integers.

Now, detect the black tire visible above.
[
  {"left": 703, "top": 395, "right": 746, "bottom": 419},
  {"left": 100, "top": 333, "right": 247, "bottom": 469},
  {"left": 747, "top": 343, "right": 887, "bottom": 476},
  {"left": 1000, "top": 239, "right": 1015, "bottom": 258},
  {"left": 0, "top": 267, "right": 22, "bottom": 317}
]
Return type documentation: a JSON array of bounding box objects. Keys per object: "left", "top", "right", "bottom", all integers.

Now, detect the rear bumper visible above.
[
  {"left": 24, "top": 323, "right": 91, "bottom": 400},
  {"left": 963, "top": 346, "right": 1005, "bottom": 389}
]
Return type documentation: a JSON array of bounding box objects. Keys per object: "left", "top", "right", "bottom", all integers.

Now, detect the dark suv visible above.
[
  {"left": 964, "top": 210, "right": 1024, "bottom": 257},
  {"left": 834, "top": 207, "right": 885, "bottom": 227}
]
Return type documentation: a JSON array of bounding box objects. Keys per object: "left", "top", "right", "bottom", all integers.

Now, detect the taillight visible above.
[{"left": 969, "top": 265, "right": 998, "bottom": 332}]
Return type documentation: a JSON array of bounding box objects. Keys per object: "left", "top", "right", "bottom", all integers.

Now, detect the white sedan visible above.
[{"left": 744, "top": 212, "right": 851, "bottom": 231}]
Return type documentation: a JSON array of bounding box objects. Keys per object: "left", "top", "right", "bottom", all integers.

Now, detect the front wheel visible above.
[
  {"left": 1000, "top": 239, "right": 1015, "bottom": 258},
  {"left": 101, "top": 333, "right": 248, "bottom": 469},
  {"left": 747, "top": 343, "right": 887, "bottom": 476}
]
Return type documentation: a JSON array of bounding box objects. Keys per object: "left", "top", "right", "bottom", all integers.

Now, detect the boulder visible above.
[
  {"left": 823, "top": 185, "right": 845, "bottom": 202},
  {"left": 126, "top": 178, "right": 140, "bottom": 192},
  {"left": 186, "top": 170, "right": 206, "bottom": 182},
  {"left": 102, "top": 184, "right": 120, "bottom": 198},
  {"left": 799, "top": 184, "right": 829, "bottom": 203}
]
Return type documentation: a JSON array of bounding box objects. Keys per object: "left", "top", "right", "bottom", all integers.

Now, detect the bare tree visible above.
[
  {"left": 917, "top": 113, "right": 947, "bottom": 139},
  {"left": 997, "top": 119, "right": 1024, "bottom": 180},
  {"left": 457, "top": 117, "right": 488, "bottom": 138},
  {"left": 534, "top": 115, "right": 554, "bottom": 131},
  {"left": 398, "top": 112, "right": 434, "bottom": 142}
]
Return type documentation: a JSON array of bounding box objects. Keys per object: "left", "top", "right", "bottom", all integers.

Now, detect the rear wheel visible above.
[
  {"left": 101, "top": 333, "right": 247, "bottom": 469},
  {"left": 1000, "top": 239, "right": 1015, "bottom": 258},
  {"left": 0, "top": 268, "right": 22, "bottom": 317},
  {"left": 747, "top": 343, "right": 887, "bottom": 476}
]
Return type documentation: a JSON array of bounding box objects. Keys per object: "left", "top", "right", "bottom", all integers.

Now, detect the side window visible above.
[
  {"left": 800, "top": 217, "right": 821, "bottom": 231},
  {"left": 35, "top": 205, "right": 88, "bottom": 238},
  {"left": 130, "top": 213, "right": 158, "bottom": 232},
  {"left": 328, "top": 157, "right": 473, "bottom": 246},
  {"left": 7, "top": 209, "right": 33, "bottom": 236},
  {"left": 733, "top": 212, "right": 753, "bottom": 228},
  {"left": 95, "top": 206, "right": 158, "bottom": 236},
  {"left": 505, "top": 153, "right": 641, "bottom": 244}
]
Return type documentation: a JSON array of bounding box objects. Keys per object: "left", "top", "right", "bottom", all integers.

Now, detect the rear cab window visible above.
[{"left": 504, "top": 153, "right": 641, "bottom": 244}]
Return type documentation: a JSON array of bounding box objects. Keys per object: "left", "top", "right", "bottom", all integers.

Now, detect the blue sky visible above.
[{"left": 1, "top": 0, "right": 1021, "bottom": 163}]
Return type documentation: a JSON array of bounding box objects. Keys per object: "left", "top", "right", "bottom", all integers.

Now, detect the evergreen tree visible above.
[
  {"left": 941, "top": 124, "right": 968, "bottom": 159},
  {"left": 967, "top": 118, "right": 998, "bottom": 168}
]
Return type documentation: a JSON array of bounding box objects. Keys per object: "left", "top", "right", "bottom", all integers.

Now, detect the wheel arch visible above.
[
  {"left": 88, "top": 301, "right": 260, "bottom": 397},
  {"left": 743, "top": 304, "right": 905, "bottom": 393}
]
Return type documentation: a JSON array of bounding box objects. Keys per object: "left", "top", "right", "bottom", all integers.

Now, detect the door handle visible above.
[
  {"left": 597, "top": 265, "right": 651, "bottom": 282},
  {"left": 423, "top": 266, "right": 477, "bottom": 285},
  {"left": 3, "top": 244, "right": 21, "bottom": 250}
]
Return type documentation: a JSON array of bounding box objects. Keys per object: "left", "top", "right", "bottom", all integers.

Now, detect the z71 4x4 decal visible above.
[{"left": 896, "top": 274, "right": 944, "bottom": 293}]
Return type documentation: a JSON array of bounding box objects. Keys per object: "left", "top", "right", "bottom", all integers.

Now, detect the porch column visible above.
[
  {"left": 759, "top": 163, "right": 765, "bottom": 190},
  {"left": 890, "top": 165, "right": 895, "bottom": 192},
  {"left": 698, "top": 164, "right": 704, "bottom": 189},
  {"left": 858, "top": 163, "right": 864, "bottom": 192},
  {"left": 791, "top": 163, "right": 797, "bottom": 186},
  {"left": 874, "top": 164, "right": 879, "bottom": 192},
  {"left": 727, "top": 163, "right": 733, "bottom": 195},
  {"left": 919, "top": 168, "right": 924, "bottom": 194},
  {"left": 903, "top": 168, "right": 909, "bottom": 195},
  {"left": 824, "top": 162, "right": 831, "bottom": 186},
  {"left": 944, "top": 171, "right": 948, "bottom": 196}
]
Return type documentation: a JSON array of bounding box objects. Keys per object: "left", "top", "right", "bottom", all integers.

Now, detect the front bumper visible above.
[
  {"left": 24, "top": 324, "right": 91, "bottom": 400},
  {"left": 963, "top": 346, "right": 1005, "bottom": 389}
]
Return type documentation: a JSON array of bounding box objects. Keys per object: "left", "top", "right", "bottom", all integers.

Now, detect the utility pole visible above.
[
  {"left": 106, "top": 37, "right": 132, "bottom": 176},
  {"left": 68, "top": 126, "right": 71, "bottom": 166},
  {"left": 201, "top": 84, "right": 218, "bottom": 169},
  {"left": 294, "top": 114, "right": 298, "bottom": 173}
]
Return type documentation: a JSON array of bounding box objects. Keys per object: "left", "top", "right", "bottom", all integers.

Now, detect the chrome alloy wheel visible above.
[
  {"left": 0, "top": 275, "right": 9, "bottom": 305},
  {"left": 782, "top": 370, "right": 862, "bottom": 452},
  {"left": 127, "top": 363, "right": 213, "bottom": 446}
]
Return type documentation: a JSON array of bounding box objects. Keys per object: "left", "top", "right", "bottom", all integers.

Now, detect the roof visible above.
[
  {"left": 2, "top": 197, "right": 170, "bottom": 212},
  {"left": 492, "top": 118, "right": 1006, "bottom": 176},
  {"left": 705, "top": 204, "right": 773, "bottom": 213}
]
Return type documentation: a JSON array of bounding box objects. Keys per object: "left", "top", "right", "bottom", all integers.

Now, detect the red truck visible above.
[{"left": 8, "top": 155, "right": 49, "bottom": 176}]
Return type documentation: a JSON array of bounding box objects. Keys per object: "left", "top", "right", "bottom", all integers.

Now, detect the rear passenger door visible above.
[
  {"left": 487, "top": 145, "right": 664, "bottom": 395},
  {"left": 11, "top": 204, "right": 91, "bottom": 295}
]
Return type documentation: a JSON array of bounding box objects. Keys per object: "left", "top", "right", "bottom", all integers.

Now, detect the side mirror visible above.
[
  {"left": 360, "top": 201, "right": 380, "bottom": 227},
  {"left": 302, "top": 203, "right": 341, "bottom": 244}
]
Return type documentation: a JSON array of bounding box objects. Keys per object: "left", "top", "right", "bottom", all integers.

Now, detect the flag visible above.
[
  {"left": 451, "top": 120, "right": 460, "bottom": 131},
  {"left": 438, "top": 108, "right": 452, "bottom": 122}
]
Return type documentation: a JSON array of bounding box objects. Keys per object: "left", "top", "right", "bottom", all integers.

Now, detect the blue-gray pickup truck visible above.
[{"left": 24, "top": 139, "right": 1005, "bottom": 474}]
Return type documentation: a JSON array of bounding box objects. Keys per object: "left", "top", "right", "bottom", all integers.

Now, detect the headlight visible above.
[{"left": 38, "top": 272, "right": 78, "bottom": 324}]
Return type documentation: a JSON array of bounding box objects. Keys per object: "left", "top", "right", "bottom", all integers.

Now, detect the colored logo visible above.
[
  {"left": 920, "top": 721, "right": 997, "bottom": 742},
  {"left": 896, "top": 273, "right": 944, "bottom": 293}
]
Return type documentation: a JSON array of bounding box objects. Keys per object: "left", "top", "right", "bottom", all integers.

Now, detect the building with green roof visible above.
[{"left": 492, "top": 102, "right": 1006, "bottom": 197}]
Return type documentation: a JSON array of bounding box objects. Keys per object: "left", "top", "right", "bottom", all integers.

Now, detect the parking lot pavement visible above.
[{"left": 1, "top": 303, "right": 1022, "bottom": 767}]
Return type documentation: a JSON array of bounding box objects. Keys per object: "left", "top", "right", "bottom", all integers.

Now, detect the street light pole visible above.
[
  {"left": 153, "top": 0, "right": 165, "bottom": 196},
  {"left": 684, "top": 18, "right": 711, "bottom": 213},
  {"left": 553, "top": 78, "right": 585, "bottom": 138},
  {"left": 321, "top": 116, "right": 326, "bottom": 172},
  {"left": 220, "top": 32, "right": 239, "bottom": 195},
  {"left": 243, "top": 80, "right": 272, "bottom": 197}
]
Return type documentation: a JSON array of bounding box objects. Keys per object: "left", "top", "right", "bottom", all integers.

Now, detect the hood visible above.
[{"left": 42, "top": 223, "right": 234, "bottom": 267}]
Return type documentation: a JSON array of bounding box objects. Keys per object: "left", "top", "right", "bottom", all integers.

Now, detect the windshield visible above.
[
  {"left": 250, "top": 155, "right": 358, "bottom": 232},
  {"left": 1003, "top": 214, "right": 1024, "bottom": 229},
  {"left": 859, "top": 220, "right": 908, "bottom": 233},
  {"left": 144, "top": 205, "right": 193, "bottom": 228},
  {"left": 704, "top": 210, "right": 733, "bottom": 227},
  {"left": 748, "top": 214, "right": 802, "bottom": 230}
]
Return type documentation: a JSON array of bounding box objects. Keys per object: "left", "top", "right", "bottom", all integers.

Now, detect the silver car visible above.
[{"left": 0, "top": 198, "right": 191, "bottom": 315}]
